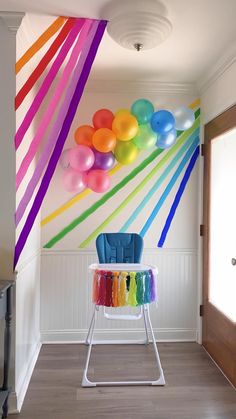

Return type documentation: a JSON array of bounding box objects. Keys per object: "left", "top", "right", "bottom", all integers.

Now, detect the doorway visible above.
[{"left": 203, "top": 104, "right": 236, "bottom": 387}]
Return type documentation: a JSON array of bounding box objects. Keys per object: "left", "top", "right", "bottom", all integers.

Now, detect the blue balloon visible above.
[
  {"left": 156, "top": 128, "right": 177, "bottom": 149},
  {"left": 131, "top": 99, "right": 154, "bottom": 125},
  {"left": 151, "top": 110, "right": 175, "bottom": 135}
]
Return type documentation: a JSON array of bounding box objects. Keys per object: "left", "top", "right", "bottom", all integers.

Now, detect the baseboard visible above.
[
  {"left": 9, "top": 339, "right": 42, "bottom": 413},
  {"left": 41, "top": 328, "right": 197, "bottom": 343}
]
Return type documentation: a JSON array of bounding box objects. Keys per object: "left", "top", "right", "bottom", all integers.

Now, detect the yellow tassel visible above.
[
  {"left": 112, "top": 271, "right": 119, "bottom": 307},
  {"left": 127, "top": 272, "right": 137, "bottom": 306},
  {"left": 118, "top": 271, "right": 127, "bottom": 306}
]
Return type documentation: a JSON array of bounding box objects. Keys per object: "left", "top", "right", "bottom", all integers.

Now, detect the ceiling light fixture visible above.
[{"left": 103, "top": 0, "right": 172, "bottom": 52}]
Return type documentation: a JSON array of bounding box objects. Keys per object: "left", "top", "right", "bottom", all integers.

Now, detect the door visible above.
[{"left": 203, "top": 104, "right": 236, "bottom": 387}]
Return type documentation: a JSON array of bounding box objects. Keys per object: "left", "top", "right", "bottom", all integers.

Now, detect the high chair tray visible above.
[{"left": 89, "top": 263, "right": 158, "bottom": 273}]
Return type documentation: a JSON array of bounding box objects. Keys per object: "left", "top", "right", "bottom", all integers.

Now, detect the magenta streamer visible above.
[{"left": 14, "top": 20, "right": 107, "bottom": 268}]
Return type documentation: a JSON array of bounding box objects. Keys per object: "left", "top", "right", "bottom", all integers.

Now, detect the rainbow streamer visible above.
[
  {"left": 15, "top": 20, "right": 93, "bottom": 224},
  {"left": 14, "top": 20, "right": 107, "bottom": 268},
  {"left": 120, "top": 127, "right": 200, "bottom": 232},
  {"left": 139, "top": 138, "right": 200, "bottom": 237},
  {"left": 158, "top": 146, "right": 200, "bottom": 247},
  {"left": 92, "top": 269, "right": 157, "bottom": 307}
]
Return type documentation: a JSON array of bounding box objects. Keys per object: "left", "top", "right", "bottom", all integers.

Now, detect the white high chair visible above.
[{"left": 82, "top": 233, "right": 165, "bottom": 387}]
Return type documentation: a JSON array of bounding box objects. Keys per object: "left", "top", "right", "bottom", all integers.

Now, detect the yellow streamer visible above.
[{"left": 118, "top": 272, "right": 127, "bottom": 306}]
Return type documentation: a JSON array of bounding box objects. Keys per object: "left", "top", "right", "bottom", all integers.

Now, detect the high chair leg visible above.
[{"left": 85, "top": 306, "right": 96, "bottom": 345}]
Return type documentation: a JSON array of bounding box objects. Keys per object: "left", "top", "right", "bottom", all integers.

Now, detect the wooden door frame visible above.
[{"left": 203, "top": 104, "right": 236, "bottom": 386}]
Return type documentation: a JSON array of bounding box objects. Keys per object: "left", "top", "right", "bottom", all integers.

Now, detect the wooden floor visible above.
[{"left": 14, "top": 343, "right": 236, "bottom": 419}]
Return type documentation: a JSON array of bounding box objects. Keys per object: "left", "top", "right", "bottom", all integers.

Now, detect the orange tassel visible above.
[
  {"left": 92, "top": 270, "right": 99, "bottom": 304},
  {"left": 112, "top": 271, "right": 119, "bottom": 307}
]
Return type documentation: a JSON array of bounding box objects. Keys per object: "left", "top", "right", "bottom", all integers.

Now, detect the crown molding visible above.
[
  {"left": 0, "top": 11, "right": 24, "bottom": 33},
  {"left": 85, "top": 79, "right": 197, "bottom": 95},
  {"left": 198, "top": 40, "right": 236, "bottom": 93}
]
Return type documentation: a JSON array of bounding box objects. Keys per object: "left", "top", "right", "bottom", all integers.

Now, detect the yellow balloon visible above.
[
  {"left": 115, "top": 108, "right": 130, "bottom": 117},
  {"left": 112, "top": 113, "right": 138, "bottom": 141},
  {"left": 114, "top": 141, "right": 139, "bottom": 165}
]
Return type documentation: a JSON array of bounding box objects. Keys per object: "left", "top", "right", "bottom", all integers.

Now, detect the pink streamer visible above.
[
  {"left": 15, "top": 19, "right": 93, "bottom": 225},
  {"left": 15, "top": 19, "right": 84, "bottom": 151},
  {"left": 16, "top": 19, "right": 91, "bottom": 191}
]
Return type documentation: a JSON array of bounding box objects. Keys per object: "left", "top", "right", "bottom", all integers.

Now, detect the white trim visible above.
[
  {"left": 41, "top": 248, "right": 198, "bottom": 256},
  {"left": 0, "top": 11, "right": 24, "bottom": 33},
  {"left": 198, "top": 40, "right": 236, "bottom": 94},
  {"left": 15, "top": 340, "right": 41, "bottom": 412},
  {"left": 84, "top": 79, "right": 197, "bottom": 95},
  {"left": 15, "top": 249, "right": 41, "bottom": 274},
  {"left": 41, "top": 328, "right": 197, "bottom": 343}
]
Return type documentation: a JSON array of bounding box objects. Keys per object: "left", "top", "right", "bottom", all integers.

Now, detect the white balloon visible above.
[
  {"left": 59, "top": 149, "right": 71, "bottom": 170},
  {"left": 173, "top": 106, "right": 195, "bottom": 131}
]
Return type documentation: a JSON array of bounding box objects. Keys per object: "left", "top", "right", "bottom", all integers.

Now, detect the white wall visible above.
[{"left": 40, "top": 86, "right": 200, "bottom": 342}]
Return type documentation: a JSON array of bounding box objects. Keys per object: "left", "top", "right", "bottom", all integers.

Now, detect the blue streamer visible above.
[
  {"left": 120, "top": 128, "right": 200, "bottom": 232},
  {"left": 158, "top": 145, "right": 200, "bottom": 247},
  {"left": 139, "top": 136, "right": 200, "bottom": 237}
]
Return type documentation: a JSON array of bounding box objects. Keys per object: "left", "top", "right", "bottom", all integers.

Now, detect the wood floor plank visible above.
[{"left": 13, "top": 343, "right": 236, "bottom": 419}]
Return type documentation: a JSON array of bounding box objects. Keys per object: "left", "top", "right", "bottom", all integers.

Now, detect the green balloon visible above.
[
  {"left": 133, "top": 124, "right": 157, "bottom": 150},
  {"left": 114, "top": 141, "right": 139, "bottom": 165}
]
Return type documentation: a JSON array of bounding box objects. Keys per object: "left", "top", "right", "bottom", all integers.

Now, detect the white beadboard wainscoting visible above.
[{"left": 40, "top": 248, "right": 198, "bottom": 342}]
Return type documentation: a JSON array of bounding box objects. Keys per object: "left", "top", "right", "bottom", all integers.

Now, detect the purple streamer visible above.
[{"left": 14, "top": 20, "right": 107, "bottom": 268}]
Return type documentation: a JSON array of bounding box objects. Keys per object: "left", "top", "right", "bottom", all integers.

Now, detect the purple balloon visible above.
[{"left": 92, "top": 149, "right": 115, "bottom": 170}]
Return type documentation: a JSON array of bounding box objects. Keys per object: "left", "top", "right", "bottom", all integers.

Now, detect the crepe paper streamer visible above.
[
  {"left": 15, "top": 18, "right": 76, "bottom": 109},
  {"left": 105, "top": 271, "right": 113, "bottom": 307},
  {"left": 120, "top": 127, "right": 200, "bottom": 232},
  {"left": 79, "top": 117, "right": 200, "bottom": 248},
  {"left": 15, "top": 19, "right": 95, "bottom": 226},
  {"left": 118, "top": 272, "right": 127, "bottom": 306},
  {"left": 98, "top": 271, "right": 106, "bottom": 306},
  {"left": 189, "top": 98, "right": 200, "bottom": 110},
  {"left": 158, "top": 146, "right": 200, "bottom": 248},
  {"left": 16, "top": 17, "right": 67, "bottom": 74},
  {"left": 14, "top": 20, "right": 107, "bottom": 268},
  {"left": 127, "top": 272, "right": 137, "bottom": 306},
  {"left": 149, "top": 269, "right": 158, "bottom": 302},
  {"left": 92, "top": 270, "right": 100, "bottom": 304},
  {"left": 15, "top": 19, "right": 85, "bottom": 153},
  {"left": 140, "top": 137, "right": 199, "bottom": 238},
  {"left": 143, "top": 272, "right": 151, "bottom": 304},
  {"left": 136, "top": 272, "right": 144, "bottom": 305},
  {"left": 112, "top": 271, "right": 119, "bottom": 307},
  {"left": 41, "top": 106, "right": 199, "bottom": 228},
  {"left": 41, "top": 163, "right": 122, "bottom": 227},
  {"left": 15, "top": 22, "right": 92, "bottom": 220}
]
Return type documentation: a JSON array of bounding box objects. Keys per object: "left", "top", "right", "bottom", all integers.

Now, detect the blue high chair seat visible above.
[{"left": 96, "top": 233, "right": 143, "bottom": 264}]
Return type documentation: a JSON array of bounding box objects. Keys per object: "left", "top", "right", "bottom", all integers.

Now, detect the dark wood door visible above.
[{"left": 203, "top": 104, "right": 236, "bottom": 387}]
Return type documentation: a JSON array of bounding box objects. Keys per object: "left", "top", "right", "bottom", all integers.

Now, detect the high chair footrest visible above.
[{"left": 104, "top": 313, "right": 143, "bottom": 320}]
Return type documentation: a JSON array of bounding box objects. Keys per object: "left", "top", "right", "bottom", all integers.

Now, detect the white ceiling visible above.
[{"left": 2, "top": 0, "right": 236, "bottom": 85}]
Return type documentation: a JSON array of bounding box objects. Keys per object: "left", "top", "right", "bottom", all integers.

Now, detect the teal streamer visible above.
[
  {"left": 143, "top": 271, "right": 151, "bottom": 304},
  {"left": 140, "top": 136, "right": 200, "bottom": 237},
  {"left": 120, "top": 127, "right": 200, "bottom": 232}
]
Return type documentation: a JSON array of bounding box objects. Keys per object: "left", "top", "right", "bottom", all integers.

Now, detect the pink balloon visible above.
[
  {"left": 62, "top": 169, "right": 88, "bottom": 193},
  {"left": 87, "top": 170, "right": 111, "bottom": 193},
  {"left": 69, "top": 145, "right": 94, "bottom": 172},
  {"left": 59, "top": 148, "right": 71, "bottom": 170}
]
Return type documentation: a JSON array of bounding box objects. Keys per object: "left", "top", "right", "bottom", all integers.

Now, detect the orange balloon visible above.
[
  {"left": 92, "top": 128, "right": 116, "bottom": 152},
  {"left": 93, "top": 109, "right": 114, "bottom": 129},
  {"left": 112, "top": 113, "right": 138, "bottom": 141},
  {"left": 74, "top": 125, "right": 95, "bottom": 147}
]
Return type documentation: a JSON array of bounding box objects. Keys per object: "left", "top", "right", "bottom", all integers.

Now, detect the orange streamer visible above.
[
  {"left": 112, "top": 271, "right": 119, "bottom": 307},
  {"left": 16, "top": 16, "right": 67, "bottom": 74}
]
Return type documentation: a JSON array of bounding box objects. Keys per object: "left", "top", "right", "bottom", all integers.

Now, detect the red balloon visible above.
[
  {"left": 87, "top": 170, "right": 111, "bottom": 193},
  {"left": 93, "top": 109, "right": 114, "bottom": 130}
]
